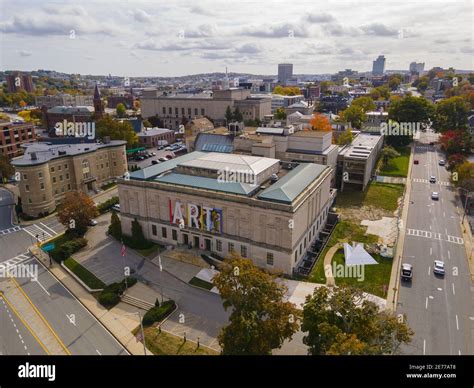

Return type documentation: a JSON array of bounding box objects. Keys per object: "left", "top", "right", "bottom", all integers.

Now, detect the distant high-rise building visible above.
[
  {"left": 6, "top": 71, "right": 35, "bottom": 93},
  {"left": 372, "top": 56, "right": 386, "bottom": 76},
  {"left": 278, "top": 63, "right": 293, "bottom": 85},
  {"left": 409, "top": 62, "right": 425, "bottom": 75}
]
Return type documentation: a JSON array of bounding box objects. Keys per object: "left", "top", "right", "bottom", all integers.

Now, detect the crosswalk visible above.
[
  {"left": 412, "top": 178, "right": 451, "bottom": 186},
  {"left": 0, "top": 226, "right": 22, "bottom": 236},
  {"left": 0, "top": 253, "right": 32, "bottom": 272},
  {"left": 406, "top": 228, "right": 464, "bottom": 245},
  {"left": 21, "top": 223, "right": 58, "bottom": 242},
  {"left": 415, "top": 146, "right": 435, "bottom": 151}
]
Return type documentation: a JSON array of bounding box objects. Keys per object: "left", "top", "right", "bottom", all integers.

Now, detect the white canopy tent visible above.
[{"left": 343, "top": 243, "right": 378, "bottom": 266}]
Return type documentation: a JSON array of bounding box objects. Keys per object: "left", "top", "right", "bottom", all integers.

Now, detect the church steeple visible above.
[{"left": 93, "top": 83, "right": 104, "bottom": 117}]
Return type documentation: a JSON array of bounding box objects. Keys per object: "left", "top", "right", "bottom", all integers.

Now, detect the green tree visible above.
[
  {"left": 388, "top": 74, "right": 402, "bottom": 90},
  {"left": 108, "top": 210, "right": 122, "bottom": 239},
  {"left": 432, "top": 96, "right": 470, "bottom": 132},
  {"left": 232, "top": 107, "right": 243, "bottom": 122},
  {"left": 213, "top": 254, "right": 299, "bottom": 355},
  {"left": 131, "top": 218, "right": 146, "bottom": 247},
  {"left": 370, "top": 86, "right": 390, "bottom": 100},
  {"left": 274, "top": 107, "right": 287, "bottom": 120},
  {"left": 225, "top": 106, "right": 233, "bottom": 123},
  {"left": 0, "top": 156, "right": 14, "bottom": 180},
  {"left": 341, "top": 105, "right": 366, "bottom": 129},
  {"left": 116, "top": 103, "right": 126, "bottom": 118},
  {"left": 380, "top": 146, "right": 401, "bottom": 167},
  {"left": 57, "top": 191, "right": 98, "bottom": 236},
  {"left": 302, "top": 287, "right": 413, "bottom": 355},
  {"left": 352, "top": 96, "right": 376, "bottom": 112},
  {"left": 453, "top": 162, "right": 474, "bottom": 190},
  {"left": 96, "top": 116, "right": 138, "bottom": 148},
  {"left": 337, "top": 129, "right": 353, "bottom": 146}
]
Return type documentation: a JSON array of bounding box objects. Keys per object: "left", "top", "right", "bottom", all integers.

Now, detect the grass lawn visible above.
[
  {"left": 308, "top": 220, "right": 379, "bottom": 284},
  {"left": 378, "top": 146, "right": 410, "bottom": 177},
  {"left": 336, "top": 182, "right": 404, "bottom": 212},
  {"left": 331, "top": 249, "right": 392, "bottom": 298},
  {"left": 64, "top": 257, "right": 106, "bottom": 289},
  {"left": 134, "top": 243, "right": 163, "bottom": 257},
  {"left": 143, "top": 327, "right": 218, "bottom": 355},
  {"left": 189, "top": 277, "right": 214, "bottom": 290},
  {"left": 100, "top": 182, "right": 117, "bottom": 191}
]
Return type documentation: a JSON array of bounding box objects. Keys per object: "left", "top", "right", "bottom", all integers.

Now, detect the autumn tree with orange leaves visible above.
[{"left": 310, "top": 113, "right": 332, "bottom": 132}]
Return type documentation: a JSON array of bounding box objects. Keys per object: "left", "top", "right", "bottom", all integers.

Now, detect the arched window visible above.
[{"left": 82, "top": 159, "right": 90, "bottom": 179}]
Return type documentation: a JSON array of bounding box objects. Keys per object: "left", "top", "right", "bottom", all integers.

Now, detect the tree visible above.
[
  {"left": 273, "top": 86, "right": 301, "bottom": 96},
  {"left": 388, "top": 74, "right": 402, "bottom": 90},
  {"left": 439, "top": 130, "right": 471, "bottom": 156},
  {"left": 380, "top": 146, "right": 401, "bottom": 168},
  {"left": 232, "top": 107, "right": 243, "bottom": 122},
  {"left": 213, "top": 254, "right": 299, "bottom": 355},
  {"left": 57, "top": 191, "right": 98, "bottom": 236},
  {"left": 432, "top": 96, "right": 470, "bottom": 132},
  {"left": 0, "top": 156, "right": 14, "bottom": 180},
  {"left": 351, "top": 96, "right": 376, "bottom": 112},
  {"left": 310, "top": 113, "right": 332, "bottom": 132},
  {"left": 337, "top": 129, "right": 353, "bottom": 146},
  {"left": 341, "top": 105, "right": 366, "bottom": 129},
  {"left": 116, "top": 103, "right": 126, "bottom": 118},
  {"left": 148, "top": 115, "right": 163, "bottom": 128},
  {"left": 131, "top": 218, "right": 146, "bottom": 247},
  {"left": 96, "top": 116, "right": 138, "bottom": 149},
  {"left": 225, "top": 106, "right": 233, "bottom": 124},
  {"left": 302, "top": 287, "right": 413, "bottom": 355},
  {"left": 274, "top": 107, "right": 286, "bottom": 120},
  {"left": 108, "top": 210, "right": 122, "bottom": 239},
  {"left": 453, "top": 162, "right": 474, "bottom": 190},
  {"left": 413, "top": 76, "right": 429, "bottom": 93},
  {"left": 370, "top": 86, "right": 390, "bottom": 100}
]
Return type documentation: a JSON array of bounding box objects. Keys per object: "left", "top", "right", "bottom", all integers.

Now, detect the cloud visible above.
[
  {"left": 136, "top": 39, "right": 229, "bottom": 52},
  {"left": 235, "top": 43, "right": 262, "bottom": 54},
  {"left": 41, "top": 4, "right": 87, "bottom": 16},
  {"left": 324, "top": 23, "right": 361, "bottom": 36},
  {"left": 18, "top": 50, "right": 32, "bottom": 57},
  {"left": 189, "top": 5, "right": 215, "bottom": 16},
  {"left": 460, "top": 46, "right": 474, "bottom": 54},
  {"left": 433, "top": 38, "right": 449, "bottom": 44},
  {"left": 184, "top": 24, "right": 217, "bottom": 38},
  {"left": 360, "top": 23, "right": 399, "bottom": 36},
  {"left": 305, "top": 13, "right": 335, "bottom": 23},
  {"left": 240, "top": 23, "right": 310, "bottom": 38},
  {"left": 133, "top": 9, "right": 153, "bottom": 23}
]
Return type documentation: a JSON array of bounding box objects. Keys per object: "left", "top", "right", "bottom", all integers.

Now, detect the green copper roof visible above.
[{"left": 257, "top": 163, "right": 328, "bottom": 204}]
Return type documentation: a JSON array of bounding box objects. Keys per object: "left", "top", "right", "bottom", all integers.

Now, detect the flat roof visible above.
[
  {"left": 139, "top": 128, "right": 172, "bottom": 137},
  {"left": 11, "top": 140, "right": 126, "bottom": 166},
  {"left": 339, "top": 133, "right": 383, "bottom": 160}
]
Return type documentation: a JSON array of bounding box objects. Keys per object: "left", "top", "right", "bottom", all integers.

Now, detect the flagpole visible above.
[
  {"left": 158, "top": 255, "right": 163, "bottom": 304},
  {"left": 122, "top": 240, "right": 128, "bottom": 292}
]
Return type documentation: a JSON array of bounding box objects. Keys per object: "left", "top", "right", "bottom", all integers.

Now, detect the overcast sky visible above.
[{"left": 0, "top": 0, "right": 473, "bottom": 77}]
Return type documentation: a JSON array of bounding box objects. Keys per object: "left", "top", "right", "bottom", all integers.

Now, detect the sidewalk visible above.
[{"left": 460, "top": 212, "right": 474, "bottom": 282}]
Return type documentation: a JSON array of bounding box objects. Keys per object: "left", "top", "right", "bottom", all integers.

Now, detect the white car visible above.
[
  {"left": 89, "top": 219, "right": 98, "bottom": 226},
  {"left": 401, "top": 263, "right": 413, "bottom": 281},
  {"left": 433, "top": 260, "right": 445, "bottom": 276},
  {"left": 112, "top": 204, "right": 121, "bottom": 212},
  {"left": 431, "top": 192, "right": 439, "bottom": 200},
  {"left": 438, "top": 159, "right": 445, "bottom": 166},
  {"left": 429, "top": 176, "right": 436, "bottom": 183}
]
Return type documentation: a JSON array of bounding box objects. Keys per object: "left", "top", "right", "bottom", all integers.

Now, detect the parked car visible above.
[
  {"left": 151, "top": 160, "right": 159, "bottom": 165},
  {"left": 151, "top": 152, "right": 156, "bottom": 156},
  {"left": 433, "top": 260, "right": 445, "bottom": 276},
  {"left": 159, "top": 157, "right": 167, "bottom": 162},
  {"left": 429, "top": 176, "right": 436, "bottom": 183},
  {"left": 431, "top": 192, "right": 439, "bottom": 200},
  {"left": 401, "top": 263, "right": 413, "bottom": 281},
  {"left": 158, "top": 146, "right": 164, "bottom": 150},
  {"left": 112, "top": 204, "right": 121, "bottom": 212},
  {"left": 414, "top": 160, "right": 419, "bottom": 165},
  {"left": 165, "top": 154, "right": 173, "bottom": 160},
  {"left": 89, "top": 219, "right": 98, "bottom": 226},
  {"left": 439, "top": 159, "right": 445, "bottom": 166}
]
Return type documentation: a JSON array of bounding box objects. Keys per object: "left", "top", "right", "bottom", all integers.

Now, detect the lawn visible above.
[
  {"left": 63, "top": 257, "right": 106, "bottom": 289},
  {"left": 189, "top": 277, "right": 214, "bottom": 290},
  {"left": 100, "top": 182, "right": 117, "bottom": 191},
  {"left": 308, "top": 220, "right": 379, "bottom": 284},
  {"left": 330, "top": 249, "right": 392, "bottom": 298},
  {"left": 143, "top": 327, "right": 218, "bottom": 355},
  {"left": 134, "top": 243, "right": 163, "bottom": 257},
  {"left": 378, "top": 146, "right": 411, "bottom": 177},
  {"left": 336, "top": 182, "right": 404, "bottom": 212}
]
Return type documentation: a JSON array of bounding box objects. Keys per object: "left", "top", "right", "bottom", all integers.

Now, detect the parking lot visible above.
[{"left": 128, "top": 142, "right": 186, "bottom": 170}]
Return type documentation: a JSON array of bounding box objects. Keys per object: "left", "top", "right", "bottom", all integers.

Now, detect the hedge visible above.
[
  {"left": 98, "top": 292, "right": 120, "bottom": 309},
  {"left": 142, "top": 300, "right": 176, "bottom": 327},
  {"left": 51, "top": 237, "right": 87, "bottom": 262},
  {"left": 63, "top": 258, "right": 106, "bottom": 290},
  {"left": 98, "top": 277, "right": 137, "bottom": 309},
  {"left": 97, "top": 196, "right": 119, "bottom": 214}
]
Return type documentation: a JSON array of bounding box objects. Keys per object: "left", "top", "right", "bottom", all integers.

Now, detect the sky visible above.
[{"left": 0, "top": 0, "right": 473, "bottom": 77}]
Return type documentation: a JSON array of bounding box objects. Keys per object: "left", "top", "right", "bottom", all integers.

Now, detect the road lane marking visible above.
[
  {"left": 425, "top": 297, "right": 428, "bottom": 309},
  {"left": 448, "top": 251, "right": 451, "bottom": 260},
  {"left": 0, "top": 292, "right": 50, "bottom": 355},
  {"left": 430, "top": 247, "right": 432, "bottom": 256},
  {"left": 437, "top": 287, "right": 442, "bottom": 291},
  {"left": 452, "top": 283, "right": 455, "bottom": 295},
  {"left": 406, "top": 229, "right": 464, "bottom": 245},
  {"left": 428, "top": 266, "right": 431, "bottom": 276},
  {"left": 458, "top": 350, "right": 461, "bottom": 355},
  {"left": 423, "top": 339, "right": 426, "bottom": 355},
  {"left": 455, "top": 315, "right": 459, "bottom": 331},
  {"left": 9, "top": 276, "right": 71, "bottom": 355},
  {"left": 96, "top": 349, "right": 102, "bottom": 355},
  {"left": 39, "top": 222, "right": 58, "bottom": 235}
]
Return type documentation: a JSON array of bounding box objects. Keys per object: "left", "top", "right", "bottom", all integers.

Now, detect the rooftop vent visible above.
[
  {"left": 30, "top": 152, "right": 37, "bottom": 160},
  {"left": 58, "top": 150, "right": 67, "bottom": 156}
]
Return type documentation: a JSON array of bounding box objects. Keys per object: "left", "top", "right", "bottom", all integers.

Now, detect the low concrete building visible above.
[
  {"left": 138, "top": 128, "right": 175, "bottom": 148},
  {"left": 118, "top": 151, "right": 335, "bottom": 275},
  {"left": 11, "top": 140, "right": 127, "bottom": 217},
  {"left": 36, "top": 94, "right": 94, "bottom": 109}
]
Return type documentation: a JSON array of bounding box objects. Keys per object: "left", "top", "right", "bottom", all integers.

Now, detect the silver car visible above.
[{"left": 433, "top": 260, "right": 445, "bottom": 276}]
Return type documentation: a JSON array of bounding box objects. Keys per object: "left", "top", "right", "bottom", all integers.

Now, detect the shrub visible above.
[
  {"left": 51, "top": 237, "right": 87, "bottom": 262},
  {"left": 108, "top": 210, "right": 122, "bottom": 239},
  {"left": 142, "top": 300, "right": 176, "bottom": 327},
  {"left": 98, "top": 292, "right": 120, "bottom": 309},
  {"left": 99, "top": 277, "right": 137, "bottom": 308},
  {"left": 97, "top": 197, "right": 119, "bottom": 214}
]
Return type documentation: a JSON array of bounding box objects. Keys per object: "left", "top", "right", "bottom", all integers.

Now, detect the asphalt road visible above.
[
  {"left": 397, "top": 129, "right": 474, "bottom": 355},
  {"left": 0, "top": 293, "right": 46, "bottom": 355},
  {"left": 0, "top": 188, "right": 15, "bottom": 230},
  {"left": 13, "top": 256, "right": 128, "bottom": 355}
]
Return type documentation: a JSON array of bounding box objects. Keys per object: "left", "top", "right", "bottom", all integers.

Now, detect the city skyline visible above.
[{"left": 0, "top": 0, "right": 473, "bottom": 77}]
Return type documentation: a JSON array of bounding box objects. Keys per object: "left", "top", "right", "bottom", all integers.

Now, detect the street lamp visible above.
[{"left": 125, "top": 311, "right": 147, "bottom": 355}]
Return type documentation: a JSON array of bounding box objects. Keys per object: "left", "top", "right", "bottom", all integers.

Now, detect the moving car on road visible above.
[
  {"left": 401, "top": 263, "right": 413, "bottom": 281},
  {"left": 433, "top": 260, "right": 445, "bottom": 276},
  {"left": 438, "top": 159, "right": 445, "bottom": 166},
  {"left": 89, "top": 219, "right": 98, "bottom": 226},
  {"left": 431, "top": 192, "right": 439, "bottom": 200},
  {"left": 414, "top": 159, "right": 419, "bottom": 165},
  {"left": 429, "top": 176, "right": 436, "bottom": 183}
]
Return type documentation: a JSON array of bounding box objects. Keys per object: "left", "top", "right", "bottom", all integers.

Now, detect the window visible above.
[
  {"left": 216, "top": 239, "right": 222, "bottom": 252},
  {"left": 58, "top": 165, "right": 61, "bottom": 171},
  {"left": 241, "top": 245, "right": 247, "bottom": 258},
  {"left": 66, "top": 173, "right": 69, "bottom": 179},
  {"left": 38, "top": 172, "right": 43, "bottom": 179},
  {"left": 162, "top": 107, "right": 166, "bottom": 115},
  {"left": 82, "top": 160, "right": 91, "bottom": 179},
  {"left": 162, "top": 227, "right": 167, "bottom": 238},
  {"left": 228, "top": 242, "right": 234, "bottom": 252},
  {"left": 55, "top": 189, "right": 58, "bottom": 195},
  {"left": 172, "top": 229, "right": 178, "bottom": 241},
  {"left": 152, "top": 224, "right": 157, "bottom": 236},
  {"left": 28, "top": 198, "right": 32, "bottom": 204},
  {"left": 51, "top": 167, "right": 55, "bottom": 172},
  {"left": 40, "top": 182, "right": 44, "bottom": 190},
  {"left": 194, "top": 108, "right": 198, "bottom": 116},
  {"left": 175, "top": 107, "right": 178, "bottom": 115},
  {"left": 201, "top": 108, "right": 205, "bottom": 115},
  {"left": 52, "top": 177, "right": 56, "bottom": 183},
  {"left": 113, "top": 162, "right": 117, "bottom": 167},
  {"left": 188, "top": 108, "right": 191, "bottom": 115},
  {"left": 67, "top": 184, "right": 71, "bottom": 190},
  {"left": 23, "top": 174, "right": 27, "bottom": 180},
  {"left": 181, "top": 108, "right": 185, "bottom": 115},
  {"left": 267, "top": 252, "right": 274, "bottom": 266},
  {"left": 299, "top": 244, "right": 302, "bottom": 254},
  {"left": 59, "top": 175, "right": 63, "bottom": 181},
  {"left": 168, "top": 107, "right": 172, "bottom": 114},
  {"left": 295, "top": 251, "right": 298, "bottom": 262},
  {"left": 304, "top": 237, "right": 307, "bottom": 249},
  {"left": 25, "top": 185, "right": 29, "bottom": 192},
  {"left": 65, "top": 164, "right": 68, "bottom": 169}
]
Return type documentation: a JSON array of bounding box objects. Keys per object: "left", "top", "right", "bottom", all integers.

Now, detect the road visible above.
[
  {"left": 397, "top": 129, "right": 474, "bottom": 355},
  {"left": 0, "top": 187, "right": 16, "bottom": 230}
]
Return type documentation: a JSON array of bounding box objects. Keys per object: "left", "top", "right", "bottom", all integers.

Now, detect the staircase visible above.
[{"left": 120, "top": 293, "right": 155, "bottom": 311}]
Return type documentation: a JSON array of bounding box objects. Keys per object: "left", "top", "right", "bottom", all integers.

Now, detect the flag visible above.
[
  {"left": 158, "top": 255, "right": 163, "bottom": 272},
  {"left": 121, "top": 242, "right": 126, "bottom": 257}
]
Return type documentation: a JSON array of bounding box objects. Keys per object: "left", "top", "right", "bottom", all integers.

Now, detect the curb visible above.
[{"left": 60, "top": 261, "right": 104, "bottom": 293}]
